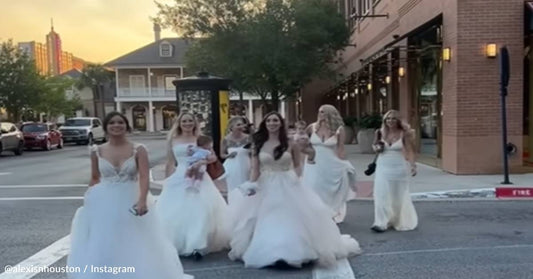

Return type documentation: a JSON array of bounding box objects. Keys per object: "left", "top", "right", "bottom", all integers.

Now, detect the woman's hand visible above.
[
  {"left": 410, "top": 164, "right": 417, "bottom": 177},
  {"left": 373, "top": 143, "right": 385, "bottom": 153},
  {"left": 135, "top": 200, "right": 148, "bottom": 216}
]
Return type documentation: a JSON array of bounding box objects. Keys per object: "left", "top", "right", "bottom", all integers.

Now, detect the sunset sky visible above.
[{"left": 0, "top": 0, "right": 176, "bottom": 63}]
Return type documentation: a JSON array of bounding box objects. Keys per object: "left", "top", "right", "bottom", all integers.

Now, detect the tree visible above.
[
  {"left": 155, "top": 0, "right": 350, "bottom": 111},
  {"left": 0, "top": 39, "right": 44, "bottom": 121},
  {"left": 35, "top": 76, "right": 82, "bottom": 121},
  {"left": 77, "top": 64, "right": 113, "bottom": 118}
]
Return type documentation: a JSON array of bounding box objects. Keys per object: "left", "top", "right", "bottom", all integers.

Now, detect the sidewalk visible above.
[
  {"left": 150, "top": 144, "right": 533, "bottom": 199},
  {"left": 344, "top": 144, "right": 533, "bottom": 199}
]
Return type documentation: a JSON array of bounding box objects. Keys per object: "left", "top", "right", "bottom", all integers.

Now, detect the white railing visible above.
[{"left": 117, "top": 88, "right": 175, "bottom": 98}]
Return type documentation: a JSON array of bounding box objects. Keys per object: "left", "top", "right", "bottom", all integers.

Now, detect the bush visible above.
[
  {"left": 358, "top": 113, "right": 382, "bottom": 129},
  {"left": 343, "top": 116, "right": 357, "bottom": 128}
]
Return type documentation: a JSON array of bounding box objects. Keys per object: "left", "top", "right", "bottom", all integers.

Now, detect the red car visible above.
[{"left": 21, "top": 123, "right": 63, "bottom": 151}]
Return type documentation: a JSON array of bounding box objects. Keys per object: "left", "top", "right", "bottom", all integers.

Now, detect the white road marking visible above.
[
  {"left": 0, "top": 197, "right": 83, "bottom": 201},
  {"left": 1, "top": 235, "right": 531, "bottom": 279},
  {"left": 411, "top": 188, "right": 495, "bottom": 197},
  {"left": 312, "top": 258, "right": 355, "bottom": 279},
  {"left": 0, "top": 235, "right": 70, "bottom": 279},
  {"left": 0, "top": 172, "right": 12, "bottom": 176},
  {"left": 0, "top": 184, "right": 86, "bottom": 189},
  {"left": 363, "top": 244, "right": 533, "bottom": 257}
]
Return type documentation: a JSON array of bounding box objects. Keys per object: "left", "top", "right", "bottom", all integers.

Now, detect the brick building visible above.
[{"left": 300, "top": 0, "right": 532, "bottom": 174}]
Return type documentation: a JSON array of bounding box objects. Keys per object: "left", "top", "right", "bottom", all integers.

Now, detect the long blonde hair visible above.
[
  {"left": 225, "top": 116, "right": 245, "bottom": 136},
  {"left": 166, "top": 112, "right": 199, "bottom": 162},
  {"left": 316, "top": 104, "right": 343, "bottom": 135},
  {"left": 380, "top": 110, "right": 412, "bottom": 139}
]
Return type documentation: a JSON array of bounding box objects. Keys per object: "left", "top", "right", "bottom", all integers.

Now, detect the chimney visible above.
[{"left": 153, "top": 23, "right": 161, "bottom": 42}]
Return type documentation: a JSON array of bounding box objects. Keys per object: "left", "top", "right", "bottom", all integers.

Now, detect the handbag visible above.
[
  {"left": 206, "top": 159, "right": 225, "bottom": 180},
  {"left": 364, "top": 130, "right": 382, "bottom": 176},
  {"left": 364, "top": 153, "right": 379, "bottom": 176}
]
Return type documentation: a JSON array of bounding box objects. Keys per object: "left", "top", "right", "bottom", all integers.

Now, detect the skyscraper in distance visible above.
[{"left": 46, "top": 18, "right": 62, "bottom": 75}]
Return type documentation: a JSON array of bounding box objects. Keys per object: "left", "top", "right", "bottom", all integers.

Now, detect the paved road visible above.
[{"left": 1, "top": 137, "right": 532, "bottom": 279}]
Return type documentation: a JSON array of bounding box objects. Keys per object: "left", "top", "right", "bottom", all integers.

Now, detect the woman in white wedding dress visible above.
[
  {"left": 303, "top": 105, "right": 357, "bottom": 223},
  {"left": 67, "top": 112, "right": 190, "bottom": 279},
  {"left": 371, "top": 110, "right": 418, "bottom": 232},
  {"left": 228, "top": 112, "right": 361, "bottom": 268},
  {"left": 156, "top": 112, "right": 230, "bottom": 259},
  {"left": 220, "top": 116, "right": 251, "bottom": 204}
]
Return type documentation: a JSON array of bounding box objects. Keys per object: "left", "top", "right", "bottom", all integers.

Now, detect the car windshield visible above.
[
  {"left": 64, "top": 119, "right": 91, "bottom": 126},
  {"left": 22, "top": 124, "right": 47, "bottom": 132}
]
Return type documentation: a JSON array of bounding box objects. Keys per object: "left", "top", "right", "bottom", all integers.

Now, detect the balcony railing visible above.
[{"left": 117, "top": 88, "right": 175, "bottom": 98}]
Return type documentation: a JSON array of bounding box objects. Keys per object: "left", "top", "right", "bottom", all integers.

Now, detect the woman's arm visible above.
[
  {"left": 336, "top": 126, "right": 346, "bottom": 160},
  {"left": 249, "top": 147, "right": 260, "bottom": 182},
  {"left": 135, "top": 145, "right": 149, "bottom": 215},
  {"left": 291, "top": 142, "right": 302, "bottom": 177},
  {"left": 305, "top": 123, "right": 314, "bottom": 137},
  {"left": 403, "top": 130, "right": 417, "bottom": 175},
  {"left": 372, "top": 129, "right": 384, "bottom": 153},
  {"left": 165, "top": 143, "right": 177, "bottom": 178},
  {"left": 220, "top": 138, "right": 229, "bottom": 159},
  {"left": 88, "top": 149, "right": 100, "bottom": 186}
]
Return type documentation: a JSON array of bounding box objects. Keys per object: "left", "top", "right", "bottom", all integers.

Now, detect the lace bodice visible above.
[
  {"left": 224, "top": 136, "right": 250, "bottom": 149},
  {"left": 259, "top": 151, "right": 293, "bottom": 172},
  {"left": 92, "top": 144, "right": 144, "bottom": 183}
]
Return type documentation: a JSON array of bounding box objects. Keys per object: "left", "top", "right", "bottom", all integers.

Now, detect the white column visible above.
[
  {"left": 280, "top": 101, "right": 286, "bottom": 118},
  {"left": 248, "top": 99, "right": 253, "bottom": 121},
  {"left": 115, "top": 68, "right": 119, "bottom": 97},
  {"left": 116, "top": 101, "right": 121, "bottom": 113},
  {"left": 147, "top": 67, "right": 152, "bottom": 97},
  {"left": 148, "top": 101, "right": 154, "bottom": 132}
]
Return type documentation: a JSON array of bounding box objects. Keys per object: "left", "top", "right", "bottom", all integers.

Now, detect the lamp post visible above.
[{"left": 173, "top": 72, "right": 231, "bottom": 158}]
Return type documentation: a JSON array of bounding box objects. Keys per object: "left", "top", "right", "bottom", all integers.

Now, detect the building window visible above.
[
  {"left": 160, "top": 42, "right": 172, "bottom": 57},
  {"left": 164, "top": 75, "right": 177, "bottom": 90}
]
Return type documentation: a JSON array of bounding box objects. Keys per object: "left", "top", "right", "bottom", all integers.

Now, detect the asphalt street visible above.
[{"left": 1, "top": 137, "right": 532, "bottom": 279}]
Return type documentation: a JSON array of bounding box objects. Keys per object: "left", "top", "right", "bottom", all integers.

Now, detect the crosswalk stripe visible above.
[
  {"left": 0, "top": 197, "right": 83, "bottom": 201},
  {"left": 0, "top": 184, "right": 87, "bottom": 188},
  {"left": 0, "top": 235, "right": 70, "bottom": 279}
]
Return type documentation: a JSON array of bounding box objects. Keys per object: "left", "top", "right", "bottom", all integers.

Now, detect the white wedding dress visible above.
[
  {"left": 373, "top": 138, "right": 418, "bottom": 230},
  {"left": 303, "top": 128, "right": 357, "bottom": 223},
  {"left": 156, "top": 143, "right": 230, "bottom": 256},
  {"left": 67, "top": 144, "right": 190, "bottom": 279},
  {"left": 223, "top": 139, "right": 251, "bottom": 204},
  {"left": 228, "top": 150, "right": 361, "bottom": 268}
]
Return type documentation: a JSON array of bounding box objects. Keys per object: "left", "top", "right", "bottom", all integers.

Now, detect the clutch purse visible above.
[{"left": 206, "top": 159, "right": 225, "bottom": 180}]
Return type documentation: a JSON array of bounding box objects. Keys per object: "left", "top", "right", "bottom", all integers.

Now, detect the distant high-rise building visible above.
[
  {"left": 61, "top": 51, "right": 73, "bottom": 74},
  {"left": 18, "top": 41, "right": 49, "bottom": 76},
  {"left": 46, "top": 19, "right": 62, "bottom": 75}
]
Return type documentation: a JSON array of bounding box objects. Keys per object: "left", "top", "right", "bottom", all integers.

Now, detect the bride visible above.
[
  {"left": 228, "top": 111, "right": 361, "bottom": 268},
  {"left": 156, "top": 112, "right": 229, "bottom": 259},
  {"left": 67, "top": 111, "right": 190, "bottom": 279},
  {"left": 303, "top": 104, "right": 357, "bottom": 223}
]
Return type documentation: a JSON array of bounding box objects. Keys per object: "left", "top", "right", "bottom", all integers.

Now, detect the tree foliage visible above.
[
  {"left": 155, "top": 0, "right": 350, "bottom": 110},
  {"left": 0, "top": 39, "right": 84, "bottom": 122},
  {"left": 0, "top": 40, "right": 43, "bottom": 121},
  {"left": 36, "top": 76, "right": 82, "bottom": 121}
]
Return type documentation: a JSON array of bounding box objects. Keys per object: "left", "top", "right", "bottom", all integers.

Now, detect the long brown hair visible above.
[{"left": 252, "top": 111, "right": 288, "bottom": 160}]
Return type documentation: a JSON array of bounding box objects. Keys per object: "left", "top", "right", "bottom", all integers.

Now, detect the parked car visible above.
[
  {"left": 58, "top": 117, "right": 106, "bottom": 145},
  {"left": 21, "top": 122, "right": 63, "bottom": 151},
  {"left": 0, "top": 122, "right": 24, "bottom": 156}
]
